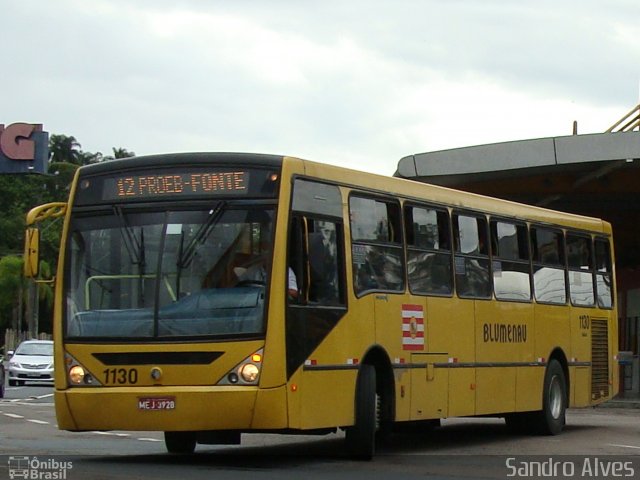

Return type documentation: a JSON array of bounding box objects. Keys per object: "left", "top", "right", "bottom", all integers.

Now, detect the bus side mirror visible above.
[{"left": 24, "top": 227, "right": 40, "bottom": 278}]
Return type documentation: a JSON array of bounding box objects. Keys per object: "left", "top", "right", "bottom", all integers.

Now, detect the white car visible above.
[{"left": 7, "top": 340, "right": 54, "bottom": 386}]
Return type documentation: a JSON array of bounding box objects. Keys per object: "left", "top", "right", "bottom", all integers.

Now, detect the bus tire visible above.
[
  {"left": 345, "top": 364, "right": 377, "bottom": 460},
  {"left": 164, "top": 431, "right": 196, "bottom": 454},
  {"left": 537, "top": 359, "right": 567, "bottom": 435},
  {"left": 504, "top": 412, "right": 532, "bottom": 433}
]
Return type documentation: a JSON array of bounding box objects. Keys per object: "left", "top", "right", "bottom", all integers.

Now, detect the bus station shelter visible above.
[{"left": 395, "top": 105, "right": 640, "bottom": 394}]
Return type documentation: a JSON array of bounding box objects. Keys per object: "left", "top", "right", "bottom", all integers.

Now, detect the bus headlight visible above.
[
  {"left": 69, "top": 365, "right": 85, "bottom": 384},
  {"left": 240, "top": 363, "right": 260, "bottom": 383},
  {"left": 65, "top": 352, "right": 102, "bottom": 387},
  {"left": 217, "top": 348, "right": 263, "bottom": 386}
]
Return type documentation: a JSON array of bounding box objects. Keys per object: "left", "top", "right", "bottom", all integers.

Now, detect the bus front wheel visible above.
[
  {"left": 345, "top": 364, "right": 378, "bottom": 460},
  {"left": 164, "top": 431, "right": 196, "bottom": 454}
]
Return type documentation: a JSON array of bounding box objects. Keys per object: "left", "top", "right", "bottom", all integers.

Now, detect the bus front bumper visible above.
[{"left": 55, "top": 385, "right": 287, "bottom": 432}]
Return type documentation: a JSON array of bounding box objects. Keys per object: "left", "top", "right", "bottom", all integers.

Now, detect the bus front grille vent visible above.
[{"left": 591, "top": 319, "right": 609, "bottom": 401}]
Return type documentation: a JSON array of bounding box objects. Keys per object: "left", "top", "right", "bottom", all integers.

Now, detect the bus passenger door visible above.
[{"left": 285, "top": 215, "right": 352, "bottom": 429}]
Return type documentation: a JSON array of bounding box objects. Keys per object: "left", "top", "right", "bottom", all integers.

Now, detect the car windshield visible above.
[
  {"left": 65, "top": 204, "right": 274, "bottom": 340},
  {"left": 16, "top": 342, "right": 53, "bottom": 356}
]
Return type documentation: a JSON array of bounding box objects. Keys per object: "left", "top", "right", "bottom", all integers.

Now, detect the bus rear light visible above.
[{"left": 217, "top": 349, "right": 264, "bottom": 386}]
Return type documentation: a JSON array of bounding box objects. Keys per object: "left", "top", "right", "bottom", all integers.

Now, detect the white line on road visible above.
[
  {"left": 608, "top": 443, "right": 640, "bottom": 450},
  {"left": 137, "top": 438, "right": 162, "bottom": 442},
  {"left": 30, "top": 393, "right": 54, "bottom": 400},
  {"left": 1, "top": 402, "right": 55, "bottom": 407},
  {"left": 90, "top": 431, "right": 131, "bottom": 437},
  {"left": 3, "top": 413, "right": 24, "bottom": 419},
  {"left": 27, "top": 419, "right": 50, "bottom": 425}
]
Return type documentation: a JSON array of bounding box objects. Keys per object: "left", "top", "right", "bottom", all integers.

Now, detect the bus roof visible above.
[
  {"left": 286, "top": 156, "right": 610, "bottom": 234},
  {"left": 76, "top": 152, "right": 608, "bottom": 234},
  {"left": 78, "top": 152, "right": 284, "bottom": 176}
]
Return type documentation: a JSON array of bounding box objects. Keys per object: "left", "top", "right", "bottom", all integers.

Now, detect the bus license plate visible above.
[{"left": 138, "top": 397, "right": 176, "bottom": 411}]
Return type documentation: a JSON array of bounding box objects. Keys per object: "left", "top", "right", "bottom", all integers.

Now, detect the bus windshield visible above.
[{"left": 65, "top": 204, "right": 274, "bottom": 340}]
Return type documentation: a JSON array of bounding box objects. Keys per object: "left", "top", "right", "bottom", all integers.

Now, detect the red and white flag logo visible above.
[{"left": 402, "top": 304, "right": 424, "bottom": 351}]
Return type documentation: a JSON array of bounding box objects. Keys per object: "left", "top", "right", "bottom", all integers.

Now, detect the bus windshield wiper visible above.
[
  {"left": 113, "top": 205, "right": 145, "bottom": 267},
  {"left": 177, "top": 201, "right": 226, "bottom": 269}
]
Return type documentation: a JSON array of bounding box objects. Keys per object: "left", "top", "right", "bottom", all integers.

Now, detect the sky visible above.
[{"left": 3, "top": 0, "right": 639, "bottom": 175}]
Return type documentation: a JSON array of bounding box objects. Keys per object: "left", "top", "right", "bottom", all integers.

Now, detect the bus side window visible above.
[
  {"left": 288, "top": 216, "right": 345, "bottom": 306},
  {"left": 453, "top": 213, "right": 491, "bottom": 299},
  {"left": 490, "top": 220, "right": 531, "bottom": 302},
  {"left": 566, "top": 233, "right": 595, "bottom": 307},
  {"left": 350, "top": 196, "right": 404, "bottom": 296},
  {"left": 594, "top": 238, "right": 613, "bottom": 308},
  {"left": 288, "top": 216, "right": 305, "bottom": 302},
  {"left": 531, "top": 227, "right": 566, "bottom": 305},
  {"left": 404, "top": 205, "right": 452, "bottom": 296},
  {"left": 308, "top": 219, "right": 342, "bottom": 305}
]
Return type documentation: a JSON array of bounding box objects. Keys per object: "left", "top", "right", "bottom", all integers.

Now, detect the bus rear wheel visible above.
[
  {"left": 345, "top": 364, "right": 378, "bottom": 460},
  {"left": 505, "top": 359, "right": 567, "bottom": 435},
  {"left": 164, "top": 431, "right": 196, "bottom": 454},
  {"left": 537, "top": 359, "right": 567, "bottom": 435}
]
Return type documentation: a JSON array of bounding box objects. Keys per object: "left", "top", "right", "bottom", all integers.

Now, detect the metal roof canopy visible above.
[
  {"left": 396, "top": 131, "right": 640, "bottom": 183},
  {"left": 395, "top": 131, "right": 640, "bottom": 268}
]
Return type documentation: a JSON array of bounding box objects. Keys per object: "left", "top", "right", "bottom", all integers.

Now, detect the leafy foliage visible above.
[{"left": 0, "top": 133, "right": 135, "bottom": 335}]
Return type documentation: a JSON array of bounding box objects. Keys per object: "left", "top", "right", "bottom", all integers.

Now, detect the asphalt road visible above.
[{"left": 1, "top": 383, "right": 639, "bottom": 479}]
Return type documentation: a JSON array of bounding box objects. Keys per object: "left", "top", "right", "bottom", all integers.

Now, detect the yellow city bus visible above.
[{"left": 25, "top": 153, "right": 618, "bottom": 459}]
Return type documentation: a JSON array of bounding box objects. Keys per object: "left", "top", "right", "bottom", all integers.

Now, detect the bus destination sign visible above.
[{"left": 101, "top": 171, "right": 249, "bottom": 200}]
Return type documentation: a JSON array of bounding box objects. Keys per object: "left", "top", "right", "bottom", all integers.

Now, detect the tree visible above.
[
  {"left": 0, "top": 131, "right": 135, "bottom": 337},
  {"left": 49, "top": 134, "right": 82, "bottom": 165},
  {"left": 105, "top": 147, "right": 136, "bottom": 161},
  {"left": 0, "top": 256, "right": 27, "bottom": 332}
]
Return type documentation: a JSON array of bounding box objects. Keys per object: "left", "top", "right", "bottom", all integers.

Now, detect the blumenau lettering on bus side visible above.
[{"left": 483, "top": 323, "right": 527, "bottom": 343}]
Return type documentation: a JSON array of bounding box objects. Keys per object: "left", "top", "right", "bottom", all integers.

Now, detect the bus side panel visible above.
[
  {"left": 610, "top": 308, "right": 619, "bottom": 399},
  {"left": 410, "top": 354, "right": 448, "bottom": 420},
  {"left": 54, "top": 391, "right": 78, "bottom": 430},
  {"left": 373, "top": 293, "right": 413, "bottom": 422},
  {"left": 534, "top": 303, "right": 570, "bottom": 374},
  {"left": 298, "top": 370, "right": 357, "bottom": 429},
  {"left": 516, "top": 367, "right": 544, "bottom": 412},
  {"left": 475, "top": 301, "right": 533, "bottom": 415},
  {"left": 428, "top": 297, "right": 476, "bottom": 417},
  {"left": 288, "top": 302, "right": 374, "bottom": 430},
  {"left": 570, "top": 306, "right": 595, "bottom": 407},
  {"left": 251, "top": 386, "right": 289, "bottom": 429}
]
